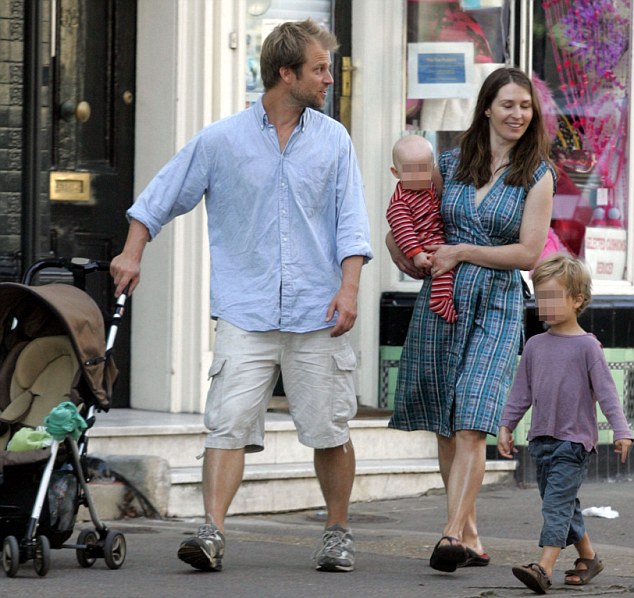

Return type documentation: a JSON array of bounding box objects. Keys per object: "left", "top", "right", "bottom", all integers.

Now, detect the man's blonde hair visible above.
[
  {"left": 260, "top": 18, "right": 338, "bottom": 91},
  {"left": 532, "top": 253, "right": 592, "bottom": 314}
]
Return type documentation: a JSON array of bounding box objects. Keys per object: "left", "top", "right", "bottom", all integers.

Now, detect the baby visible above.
[{"left": 386, "top": 135, "right": 456, "bottom": 323}]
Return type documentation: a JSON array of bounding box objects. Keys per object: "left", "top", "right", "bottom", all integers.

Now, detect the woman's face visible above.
[{"left": 484, "top": 82, "right": 533, "bottom": 144}]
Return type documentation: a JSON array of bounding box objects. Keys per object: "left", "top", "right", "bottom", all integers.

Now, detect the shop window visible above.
[
  {"left": 405, "top": 0, "right": 511, "bottom": 153},
  {"left": 533, "top": 0, "right": 630, "bottom": 281},
  {"left": 245, "top": 0, "right": 333, "bottom": 114},
  {"left": 405, "top": 0, "right": 630, "bottom": 283}
]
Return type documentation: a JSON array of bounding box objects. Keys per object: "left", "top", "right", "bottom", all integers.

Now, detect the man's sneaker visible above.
[
  {"left": 177, "top": 523, "right": 225, "bottom": 571},
  {"left": 313, "top": 524, "right": 355, "bottom": 572}
]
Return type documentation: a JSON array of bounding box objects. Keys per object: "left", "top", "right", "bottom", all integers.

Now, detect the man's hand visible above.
[
  {"left": 110, "top": 219, "right": 149, "bottom": 296},
  {"left": 326, "top": 255, "right": 363, "bottom": 337},
  {"left": 110, "top": 252, "right": 141, "bottom": 297},
  {"left": 326, "top": 287, "right": 357, "bottom": 337}
]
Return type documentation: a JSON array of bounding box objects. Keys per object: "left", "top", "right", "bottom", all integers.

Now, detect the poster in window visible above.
[{"left": 407, "top": 42, "right": 475, "bottom": 99}]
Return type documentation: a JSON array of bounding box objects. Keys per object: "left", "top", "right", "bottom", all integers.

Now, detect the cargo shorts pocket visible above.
[
  {"left": 331, "top": 348, "right": 357, "bottom": 423},
  {"left": 204, "top": 358, "right": 226, "bottom": 430}
]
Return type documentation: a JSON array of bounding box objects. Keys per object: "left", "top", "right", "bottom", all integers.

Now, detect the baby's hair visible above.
[
  {"left": 532, "top": 253, "right": 592, "bottom": 314},
  {"left": 392, "top": 135, "right": 434, "bottom": 171}
]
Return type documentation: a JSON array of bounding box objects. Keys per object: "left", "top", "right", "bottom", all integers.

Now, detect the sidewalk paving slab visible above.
[{"left": 3, "top": 481, "right": 633, "bottom": 597}]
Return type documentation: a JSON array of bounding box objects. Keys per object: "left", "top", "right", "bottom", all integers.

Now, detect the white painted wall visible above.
[
  {"left": 350, "top": 0, "right": 406, "bottom": 406},
  {"left": 131, "top": 0, "right": 244, "bottom": 412}
]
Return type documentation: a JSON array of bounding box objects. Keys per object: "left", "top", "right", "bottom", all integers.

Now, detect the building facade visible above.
[{"left": 2, "top": 1, "right": 633, "bottom": 424}]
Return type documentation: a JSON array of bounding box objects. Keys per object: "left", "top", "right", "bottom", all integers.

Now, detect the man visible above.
[{"left": 110, "top": 19, "right": 373, "bottom": 573}]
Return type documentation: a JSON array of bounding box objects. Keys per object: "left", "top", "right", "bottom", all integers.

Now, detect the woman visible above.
[{"left": 387, "top": 67, "right": 555, "bottom": 572}]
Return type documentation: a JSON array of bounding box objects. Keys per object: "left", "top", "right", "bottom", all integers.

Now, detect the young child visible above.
[
  {"left": 386, "top": 135, "right": 457, "bottom": 323},
  {"left": 498, "top": 254, "right": 633, "bottom": 594}
]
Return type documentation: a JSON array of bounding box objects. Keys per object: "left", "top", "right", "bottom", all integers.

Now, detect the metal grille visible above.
[{"left": 599, "top": 361, "right": 634, "bottom": 430}]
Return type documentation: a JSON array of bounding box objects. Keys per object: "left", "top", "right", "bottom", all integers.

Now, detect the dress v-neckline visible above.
[{"left": 473, "top": 168, "right": 507, "bottom": 209}]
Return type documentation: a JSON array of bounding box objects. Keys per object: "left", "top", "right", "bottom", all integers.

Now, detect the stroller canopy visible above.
[{"left": 0, "top": 283, "right": 117, "bottom": 411}]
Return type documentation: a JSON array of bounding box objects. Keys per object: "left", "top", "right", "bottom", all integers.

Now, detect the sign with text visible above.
[
  {"left": 584, "top": 226, "right": 626, "bottom": 280},
  {"left": 407, "top": 42, "right": 475, "bottom": 99}
]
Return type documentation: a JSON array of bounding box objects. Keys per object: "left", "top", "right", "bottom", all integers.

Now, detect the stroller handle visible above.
[
  {"left": 106, "top": 284, "right": 130, "bottom": 355},
  {"left": 23, "top": 256, "right": 111, "bottom": 288}
]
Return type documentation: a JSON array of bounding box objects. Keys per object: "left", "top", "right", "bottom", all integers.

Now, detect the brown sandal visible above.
[
  {"left": 564, "top": 553, "right": 604, "bottom": 586},
  {"left": 512, "top": 563, "right": 552, "bottom": 594}
]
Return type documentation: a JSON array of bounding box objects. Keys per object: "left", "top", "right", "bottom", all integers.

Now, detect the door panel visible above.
[{"left": 50, "top": 0, "right": 136, "bottom": 407}]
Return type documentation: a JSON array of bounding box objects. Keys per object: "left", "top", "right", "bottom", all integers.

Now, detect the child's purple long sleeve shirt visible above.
[{"left": 501, "top": 331, "right": 633, "bottom": 452}]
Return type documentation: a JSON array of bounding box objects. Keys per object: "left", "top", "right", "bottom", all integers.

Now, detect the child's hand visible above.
[
  {"left": 614, "top": 438, "right": 632, "bottom": 463},
  {"left": 497, "top": 426, "right": 517, "bottom": 459},
  {"left": 412, "top": 251, "right": 432, "bottom": 273}
]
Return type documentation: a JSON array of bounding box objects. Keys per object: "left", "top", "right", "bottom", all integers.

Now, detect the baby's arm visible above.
[
  {"left": 386, "top": 199, "right": 424, "bottom": 258},
  {"left": 412, "top": 251, "right": 432, "bottom": 270}
]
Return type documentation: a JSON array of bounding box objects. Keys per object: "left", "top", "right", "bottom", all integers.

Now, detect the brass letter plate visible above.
[{"left": 49, "top": 171, "right": 91, "bottom": 202}]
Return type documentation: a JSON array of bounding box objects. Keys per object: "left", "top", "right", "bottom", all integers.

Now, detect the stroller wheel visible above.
[
  {"left": 103, "top": 530, "right": 126, "bottom": 569},
  {"left": 76, "top": 529, "right": 98, "bottom": 568},
  {"left": 33, "top": 535, "right": 51, "bottom": 577},
  {"left": 2, "top": 536, "right": 20, "bottom": 577}
]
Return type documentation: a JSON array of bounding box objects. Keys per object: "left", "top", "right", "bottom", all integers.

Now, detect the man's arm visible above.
[
  {"left": 326, "top": 255, "right": 364, "bottom": 337},
  {"left": 110, "top": 219, "right": 150, "bottom": 296}
]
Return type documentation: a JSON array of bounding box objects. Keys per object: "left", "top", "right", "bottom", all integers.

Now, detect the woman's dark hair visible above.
[{"left": 455, "top": 67, "right": 552, "bottom": 190}]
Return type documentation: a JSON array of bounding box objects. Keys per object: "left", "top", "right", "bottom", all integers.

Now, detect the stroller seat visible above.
[
  {"left": 0, "top": 271, "right": 126, "bottom": 576},
  {"left": 4, "top": 335, "right": 80, "bottom": 436}
]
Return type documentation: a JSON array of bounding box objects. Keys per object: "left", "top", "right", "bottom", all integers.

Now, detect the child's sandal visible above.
[
  {"left": 564, "top": 553, "right": 604, "bottom": 586},
  {"left": 512, "top": 563, "right": 552, "bottom": 594}
]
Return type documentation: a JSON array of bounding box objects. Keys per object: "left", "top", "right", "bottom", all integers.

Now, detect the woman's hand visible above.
[
  {"left": 426, "top": 243, "right": 462, "bottom": 278},
  {"left": 386, "top": 232, "right": 427, "bottom": 279}
]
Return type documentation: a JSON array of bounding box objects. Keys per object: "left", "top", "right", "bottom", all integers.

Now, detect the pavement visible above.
[{"left": 3, "top": 479, "right": 634, "bottom": 597}]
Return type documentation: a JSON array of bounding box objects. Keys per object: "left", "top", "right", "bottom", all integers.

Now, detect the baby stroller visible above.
[{"left": 0, "top": 257, "right": 129, "bottom": 577}]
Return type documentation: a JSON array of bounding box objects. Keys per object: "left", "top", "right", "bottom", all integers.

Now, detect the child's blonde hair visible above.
[{"left": 532, "top": 253, "right": 592, "bottom": 314}]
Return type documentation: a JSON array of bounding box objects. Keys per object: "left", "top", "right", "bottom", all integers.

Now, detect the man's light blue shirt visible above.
[{"left": 128, "top": 98, "right": 373, "bottom": 333}]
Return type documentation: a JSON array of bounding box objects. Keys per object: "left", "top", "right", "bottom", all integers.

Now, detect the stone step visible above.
[
  {"left": 84, "top": 409, "right": 517, "bottom": 520},
  {"left": 168, "top": 458, "right": 517, "bottom": 517},
  {"left": 88, "top": 411, "right": 438, "bottom": 468}
]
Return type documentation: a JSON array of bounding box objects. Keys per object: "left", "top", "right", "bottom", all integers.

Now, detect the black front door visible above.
[{"left": 49, "top": 0, "right": 136, "bottom": 407}]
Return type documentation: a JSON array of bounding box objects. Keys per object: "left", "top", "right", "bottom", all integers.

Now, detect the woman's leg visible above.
[
  {"left": 440, "top": 430, "right": 487, "bottom": 544},
  {"left": 437, "top": 434, "right": 483, "bottom": 551}
]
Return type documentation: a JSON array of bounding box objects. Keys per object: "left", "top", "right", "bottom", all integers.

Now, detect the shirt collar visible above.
[{"left": 255, "top": 95, "right": 309, "bottom": 132}]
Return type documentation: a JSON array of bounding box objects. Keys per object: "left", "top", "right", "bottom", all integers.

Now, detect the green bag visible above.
[{"left": 6, "top": 426, "right": 54, "bottom": 452}]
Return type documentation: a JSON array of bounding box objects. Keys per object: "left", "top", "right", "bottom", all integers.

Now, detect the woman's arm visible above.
[
  {"left": 428, "top": 170, "right": 553, "bottom": 277},
  {"left": 432, "top": 164, "right": 443, "bottom": 197}
]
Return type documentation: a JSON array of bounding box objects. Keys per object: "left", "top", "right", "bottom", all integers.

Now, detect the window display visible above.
[
  {"left": 534, "top": 0, "right": 630, "bottom": 280},
  {"left": 406, "top": 0, "right": 631, "bottom": 281},
  {"left": 406, "top": 0, "right": 511, "bottom": 150}
]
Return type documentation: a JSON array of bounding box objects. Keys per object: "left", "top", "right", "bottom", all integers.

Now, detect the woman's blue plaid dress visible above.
[{"left": 389, "top": 149, "right": 555, "bottom": 437}]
